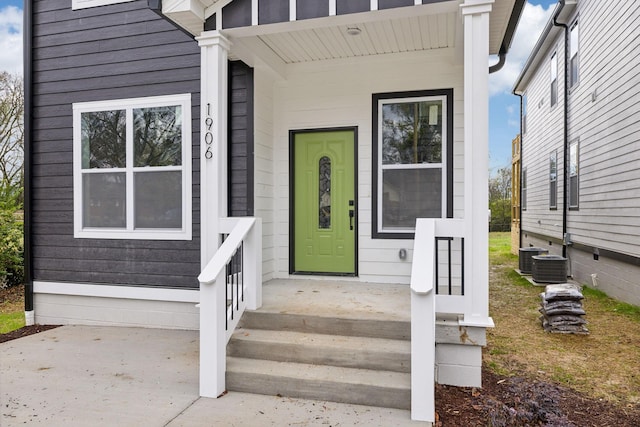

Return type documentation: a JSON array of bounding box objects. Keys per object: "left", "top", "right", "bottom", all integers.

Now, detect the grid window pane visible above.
[
  {"left": 83, "top": 173, "right": 126, "bottom": 227},
  {"left": 382, "top": 168, "right": 442, "bottom": 229},
  {"left": 133, "top": 106, "right": 183, "bottom": 167},
  {"left": 382, "top": 101, "right": 442, "bottom": 165},
  {"left": 134, "top": 171, "right": 182, "bottom": 228},
  {"left": 81, "top": 110, "right": 126, "bottom": 169}
]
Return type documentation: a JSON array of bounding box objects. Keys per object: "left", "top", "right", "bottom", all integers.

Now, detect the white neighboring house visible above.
[{"left": 513, "top": 0, "right": 640, "bottom": 306}]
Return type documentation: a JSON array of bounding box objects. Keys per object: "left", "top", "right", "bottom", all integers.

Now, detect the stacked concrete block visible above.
[{"left": 539, "top": 284, "right": 589, "bottom": 334}]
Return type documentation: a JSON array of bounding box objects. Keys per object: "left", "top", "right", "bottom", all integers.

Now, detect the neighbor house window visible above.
[
  {"left": 549, "top": 150, "right": 557, "bottom": 209},
  {"left": 550, "top": 52, "right": 558, "bottom": 107},
  {"left": 522, "top": 94, "right": 528, "bottom": 134},
  {"left": 73, "top": 94, "right": 192, "bottom": 240},
  {"left": 72, "top": 0, "right": 135, "bottom": 9},
  {"left": 570, "top": 20, "right": 579, "bottom": 88},
  {"left": 569, "top": 140, "right": 579, "bottom": 209},
  {"left": 372, "top": 90, "right": 452, "bottom": 238},
  {"left": 522, "top": 168, "right": 527, "bottom": 211}
]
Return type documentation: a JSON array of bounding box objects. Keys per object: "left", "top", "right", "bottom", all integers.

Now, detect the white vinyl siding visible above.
[
  {"left": 521, "top": 0, "right": 640, "bottom": 259},
  {"left": 271, "top": 50, "right": 463, "bottom": 284},
  {"left": 72, "top": 94, "right": 192, "bottom": 240}
]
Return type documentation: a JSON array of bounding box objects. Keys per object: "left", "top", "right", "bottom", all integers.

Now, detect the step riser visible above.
[
  {"left": 240, "top": 312, "right": 410, "bottom": 340},
  {"left": 226, "top": 372, "right": 410, "bottom": 410},
  {"left": 228, "top": 339, "right": 410, "bottom": 373}
]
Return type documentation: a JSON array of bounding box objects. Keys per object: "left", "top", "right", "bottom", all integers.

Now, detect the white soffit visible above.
[{"left": 489, "top": 0, "right": 517, "bottom": 54}]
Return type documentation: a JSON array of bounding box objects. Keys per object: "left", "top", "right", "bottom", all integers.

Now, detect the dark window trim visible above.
[
  {"left": 569, "top": 139, "right": 579, "bottom": 210},
  {"left": 288, "top": 126, "right": 359, "bottom": 276},
  {"left": 549, "top": 149, "right": 557, "bottom": 210},
  {"left": 371, "top": 89, "right": 454, "bottom": 240},
  {"left": 522, "top": 167, "right": 527, "bottom": 211}
]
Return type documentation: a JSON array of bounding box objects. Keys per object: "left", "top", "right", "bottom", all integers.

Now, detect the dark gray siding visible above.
[
  {"left": 296, "top": 0, "right": 328, "bottom": 20},
  {"left": 336, "top": 0, "right": 369, "bottom": 15},
  {"left": 31, "top": 0, "right": 201, "bottom": 289},
  {"left": 228, "top": 61, "right": 254, "bottom": 217}
]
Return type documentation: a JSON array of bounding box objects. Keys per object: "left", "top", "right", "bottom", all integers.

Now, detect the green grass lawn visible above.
[{"left": 0, "top": 311, "right": 25, "bottom": 334}]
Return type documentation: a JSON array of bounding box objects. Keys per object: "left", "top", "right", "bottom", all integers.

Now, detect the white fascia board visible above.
[
  {"left": 163, "top": 0, "right": 207, "bottom": 36},
  {"left": 34, "top": 281, "right": 200, "bottom": 303}
]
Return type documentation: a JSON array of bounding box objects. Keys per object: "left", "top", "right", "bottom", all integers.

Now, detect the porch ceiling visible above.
[
  {"left": 166, "top": 0, "right": 519, "bottom": 71},
  {"left": 252, "top": 13, "right": 458, "bottom": 65}
]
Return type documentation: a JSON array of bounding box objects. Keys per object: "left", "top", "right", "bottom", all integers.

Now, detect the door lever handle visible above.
[{"left": 349, "top": 209, "right": 355, "bottom": 230}]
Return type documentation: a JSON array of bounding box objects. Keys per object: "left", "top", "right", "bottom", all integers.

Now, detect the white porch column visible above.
[
  {"left": 198, "top": 31, "right": 231, "bottom": 267},
  {"left": 197, "top": 31, "right": 230, "bottom": 398},
  {"left": 460, "top": 0, "right": 494, "bottom": 328}
]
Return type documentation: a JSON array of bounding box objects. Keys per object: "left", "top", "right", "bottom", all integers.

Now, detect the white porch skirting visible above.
[{"left": 33, "top": 281, "right": 200, "bottom": 330}]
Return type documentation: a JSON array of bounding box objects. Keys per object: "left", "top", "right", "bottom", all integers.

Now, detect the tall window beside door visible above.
[{"left": 372, "top": 89, "right": 453, "bottom": 238}]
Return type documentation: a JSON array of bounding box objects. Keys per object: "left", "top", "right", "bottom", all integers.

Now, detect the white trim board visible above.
[
  {"left": 33, "top": 281, "right": 199, "bottom": 303},
  {"left": 72, "top": 0, "right": 135, "bottom": 10}
]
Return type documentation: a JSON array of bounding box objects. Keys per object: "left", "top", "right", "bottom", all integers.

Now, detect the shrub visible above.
[{"left": 0, "top": 209, "right": 23, "bottom": 288}]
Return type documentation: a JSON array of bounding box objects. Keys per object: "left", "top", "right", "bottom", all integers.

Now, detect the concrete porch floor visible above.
[
  {"left": 1, "top": 280, "right": 427, "bottom": 426},
  {"left": 259, "top": 278, "right": 410, "bottom": 321}
]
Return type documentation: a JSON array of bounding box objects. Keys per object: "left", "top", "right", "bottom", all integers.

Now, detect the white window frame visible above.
[
  {"left": 72, "top": 94, "right": 192, "bottom": 240},
  {"left": 550, "top": 51, "right": 558, "bottom": 107},
  {"left": 72, "top": 0, "right": 135, "bottom": 10},
  {"left": 569, "top": 140, "right": 579, "bottom": 209},
  {"left": 376, "top": 95, "right": 447, "bottom": 235},
  {"left": 569, "top": 19, "right": 579, "bottom": 88}
]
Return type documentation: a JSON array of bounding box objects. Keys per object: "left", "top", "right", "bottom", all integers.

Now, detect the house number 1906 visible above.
[{"left": 205, "top": 103, "right": 214, "bottom": 160}]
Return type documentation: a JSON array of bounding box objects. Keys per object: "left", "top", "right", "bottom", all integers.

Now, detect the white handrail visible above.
[
  {"left": 198, "top": 217, "right": 256, "bottom": 285},
  {"left": 410, "top": 219, "right": 436, "bottom": 422},
  {"left": 199, "top": 216, "right": 262, "bottom": 399}
]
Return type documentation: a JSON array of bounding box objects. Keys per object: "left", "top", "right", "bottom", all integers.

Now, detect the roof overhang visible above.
[
  {"left": 159, "top": 0, "right": 526, "bottom": 76},
  {"left": 513, "top": 0, "right": 578, "bottom": 94}
]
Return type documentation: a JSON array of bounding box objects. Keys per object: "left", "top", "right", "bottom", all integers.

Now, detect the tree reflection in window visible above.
[{"left": 319, "top": 156, "right": 331, "bottom": 229}]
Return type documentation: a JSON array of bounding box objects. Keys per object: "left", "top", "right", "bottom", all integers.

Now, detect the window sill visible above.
[{"left": 75, "top": 228, "right": 192, "bottom": 241}]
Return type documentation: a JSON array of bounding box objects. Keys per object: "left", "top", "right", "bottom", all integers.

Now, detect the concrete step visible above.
[
  {"left": 239, "top": 310, "right": 410, "bottom": 340},
  {"left": 226, "top": 357, "right": 411, "bottom": 410},
  {"left": 228, "top": 328, "right": 411, "bottom": 373}
]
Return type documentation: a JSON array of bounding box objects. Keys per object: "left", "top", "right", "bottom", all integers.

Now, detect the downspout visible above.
[
  {"left": 489, "top": 0, "right": 526, "bottom": 74},
  {"left": 23, "top": 0, "right": 34, "bottom": 326},
  {"left": 552, "top": 1, "right": 569, "bottom": 258}
]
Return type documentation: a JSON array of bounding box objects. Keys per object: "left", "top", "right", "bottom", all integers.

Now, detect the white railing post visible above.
[
  {"left": 410, "top": 219, "right": 436, "bottom": 423},
  {"left": 199, "top": 270, "right": 227, "bottom": 398},
  {"left": 245, "top": 218, "right": 262, "bottom": 310}
]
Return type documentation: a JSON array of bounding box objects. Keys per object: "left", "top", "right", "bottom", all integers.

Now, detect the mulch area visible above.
[
  {"left": 2, "top": 285, "right": 639, "bottom": 425},
  {"left": 436, "top": 369, "right": 640, "bottom": 426}
]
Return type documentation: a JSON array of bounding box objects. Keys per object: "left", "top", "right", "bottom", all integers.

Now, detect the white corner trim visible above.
[
  {"left": 72, "top": 0, "right": 135, "bottom": 10},
  {"left": 33, "top": 281, "right": 200, "bottom": 304}
]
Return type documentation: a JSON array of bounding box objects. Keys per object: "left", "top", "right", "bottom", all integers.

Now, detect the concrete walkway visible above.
[{"left": 1, "top": 325, "right": 428, "bottom": 426}]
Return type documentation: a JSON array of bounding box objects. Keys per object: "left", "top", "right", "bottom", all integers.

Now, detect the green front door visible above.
[{"left": 292, "top": 129, "right": 356, "bottom": 274}]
